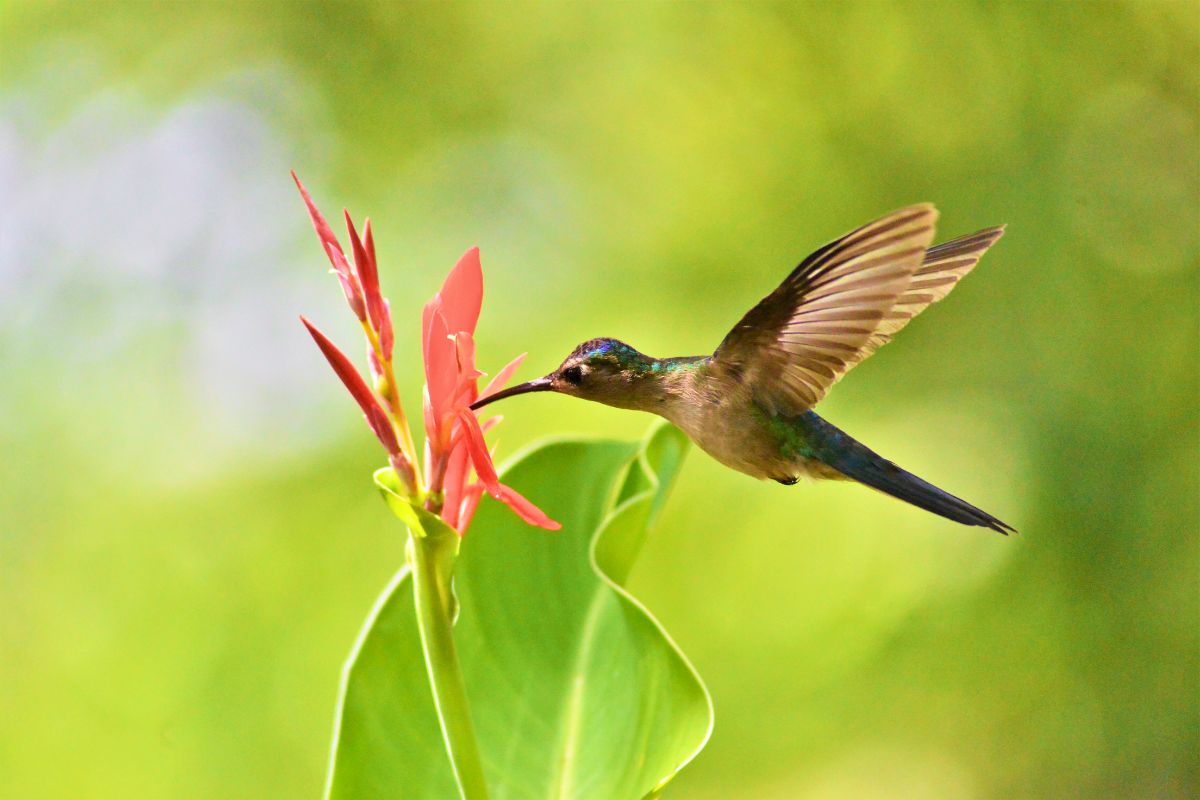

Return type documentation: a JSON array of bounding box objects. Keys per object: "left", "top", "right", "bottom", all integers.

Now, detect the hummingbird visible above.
[{"left": 473, "top": 205, "right": 1014, "bottom": 533}]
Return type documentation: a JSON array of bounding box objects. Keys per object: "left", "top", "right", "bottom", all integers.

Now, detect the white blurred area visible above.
[{"left": 0, "top": 52, "right": 350, "bottom": 482}]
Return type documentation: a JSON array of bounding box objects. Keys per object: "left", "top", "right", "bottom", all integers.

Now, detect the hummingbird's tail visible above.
[{"left": 802, "top": 413, "right": 1015, "bottom": 534}]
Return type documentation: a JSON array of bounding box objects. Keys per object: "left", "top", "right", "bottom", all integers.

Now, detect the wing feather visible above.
[
  {"left": 713, "top": 205, "right": 939, "bottom": 413},
  {"left": 845, "top": 225, "right": 1005, "bottom": 367}
]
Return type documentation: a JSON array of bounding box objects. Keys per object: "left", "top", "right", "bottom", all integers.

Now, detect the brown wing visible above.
[
  {"left": 712, "top": 205, "right": 938, "bottom": 414},
  {"left": 844, "top": 226, "right": 1005, "bottom": 368}
]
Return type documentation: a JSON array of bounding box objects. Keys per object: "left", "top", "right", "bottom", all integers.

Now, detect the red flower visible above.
[
  {"left": 295, "top": 174, "right": 558, "bottom": 534},
  {"left": 421, "top": 249, "right": 559, "bottom": 531}
]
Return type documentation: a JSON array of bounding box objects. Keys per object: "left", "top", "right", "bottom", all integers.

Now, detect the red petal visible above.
[
  {"left": 366, "top": 345, "right": 383, "bottom": 381},
  {"left": 421, "top": 297, "right": 441, "bottom": 367},
  {"left": 422, "top": 388, "right": 437, "bottom": 484},
  {"left": 347, "top": 213, "right": 385, "bottom": 333},
  {"left": 293, "top": 173, "right": 366, "bottom": 319},
  {"left": 380, "top": 299, "right": 394, "bottom": 361},
  {"left": 292, "top": 171, "right": 345, "bottom": 259},
  {"left": 301, "top": 316, "right": 400, "bottom": 457},
  {"left": 495, "top": 484, "right": 560, "bottom": 530},
  {"left": 423, "top": 308, "right": 457, "bottom": 427},
  {"left": 452, "top": 333, "right": 483, "bottom": 406},
  {"left": 364, "top": 216, "right": 378, "bottom": 264},
  {"left": 421, "top": 302, "right": 433, "bottom": 364},
  {"left": 458, "top": 410, "right": 500, "bottom": 493},
  {"left": 366, "top": 405, "right": 398, "bottom": 454},
  {"left": 481, "top": 352, "right": 527, "bottom": 398},
  {"left": 323, "top": 243, "right": 364, "bottom": 318},
  {"left": 440, "top": 443, "right": 471, "bottom": 530},
  {"left": 439, "top": 247, "right": 483, "bottom": 336},
  {"left": 454, "top": 332, "right": 477, "bottom": 375},
  {"left": 456, "top": 484, "right": 486, "bottom": 535}
]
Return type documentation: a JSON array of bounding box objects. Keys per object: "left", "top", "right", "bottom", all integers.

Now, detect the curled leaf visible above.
[{"left": 327, "top": 423, "right": 712, "bottom": 799}]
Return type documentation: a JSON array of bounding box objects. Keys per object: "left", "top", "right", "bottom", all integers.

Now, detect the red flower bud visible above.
[
  {"left": 293, "top": 171, "right": 366, "bottom": 321},
  {"left": 301, "top": 316, "right": 402, "bottom": 460},
  {"left": 346, "top": 212, "right": 386, "bottom": 335}
]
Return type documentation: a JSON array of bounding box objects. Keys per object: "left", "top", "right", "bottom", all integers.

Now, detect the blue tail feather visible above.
[{"left": 800, "top": 412, "right": 1015, "bottom": 534}]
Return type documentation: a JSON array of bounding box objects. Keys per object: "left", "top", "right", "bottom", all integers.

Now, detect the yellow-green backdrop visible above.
[{"left": 1, "top": 2, "right": 1196, "bottom": 797}]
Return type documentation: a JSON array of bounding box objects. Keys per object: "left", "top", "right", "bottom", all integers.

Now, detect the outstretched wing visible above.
[
  {"left": 712, "top": 205, "right": 938, "bottom": 414},
  {"left": 843, "top": 225, "right": 1005, "bottom": 369}
]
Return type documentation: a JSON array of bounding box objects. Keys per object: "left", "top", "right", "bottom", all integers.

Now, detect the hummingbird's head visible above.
[{"left": 471, "top": 338, "right": 656, "bottom": 411}]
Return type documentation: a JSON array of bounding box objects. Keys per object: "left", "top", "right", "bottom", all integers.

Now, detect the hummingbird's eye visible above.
[{"left": 562, "top": 365, "right": 583, "bottom": 385}]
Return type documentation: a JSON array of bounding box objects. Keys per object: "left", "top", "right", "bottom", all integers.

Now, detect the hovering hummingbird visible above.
[{"left": 473, "top": 205, "right": 1014, "bottom": 533}]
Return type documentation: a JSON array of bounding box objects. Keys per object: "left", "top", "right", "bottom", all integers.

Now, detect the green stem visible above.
[{"left": 408, "top": 533, "right": 490, "bottom": 800}]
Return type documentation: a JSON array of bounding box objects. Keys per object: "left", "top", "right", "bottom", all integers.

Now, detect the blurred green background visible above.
[{"left": 1, "top": 2, "right": 1196, "bottom": 798}]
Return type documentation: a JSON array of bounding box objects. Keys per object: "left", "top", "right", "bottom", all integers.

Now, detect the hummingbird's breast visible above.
[{"left": 655, "top": 369, "right": 806, "bottom": 482}]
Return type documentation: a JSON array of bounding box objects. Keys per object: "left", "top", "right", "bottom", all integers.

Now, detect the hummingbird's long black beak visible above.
[{"left": 470, "top": 377, "right": 554, "bottom": 411}]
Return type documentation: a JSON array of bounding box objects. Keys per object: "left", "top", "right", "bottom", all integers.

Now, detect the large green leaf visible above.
[{"left": 326, "top": 422, "right": 712, "bottom": 799}]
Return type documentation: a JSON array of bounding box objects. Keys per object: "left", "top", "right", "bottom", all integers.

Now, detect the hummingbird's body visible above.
[
  {"left": 550, "top": 343, "right": 822, "bottom": 482},
  {"left": 474, "top": 205, "right": 1015, "bottom": 533}
]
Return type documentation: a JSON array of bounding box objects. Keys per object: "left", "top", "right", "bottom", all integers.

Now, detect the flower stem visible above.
[{"left": 408, "top": 533, "right": 490, "bottom": 800}]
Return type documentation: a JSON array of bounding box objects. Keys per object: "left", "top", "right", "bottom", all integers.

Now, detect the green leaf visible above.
[{"left": 326, "top": 422, "right": 712, "bottom": 799}]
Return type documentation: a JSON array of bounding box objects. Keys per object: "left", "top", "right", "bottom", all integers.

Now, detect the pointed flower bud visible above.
[
  {"left": 293, "top": 171, "right": 366, "bottom": 320},
  {"left": 345, "top": 212, "right": 386, "bottom": 335},
  {"left": 301, "top": 315, "right": 403, "bottom": 461}
]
